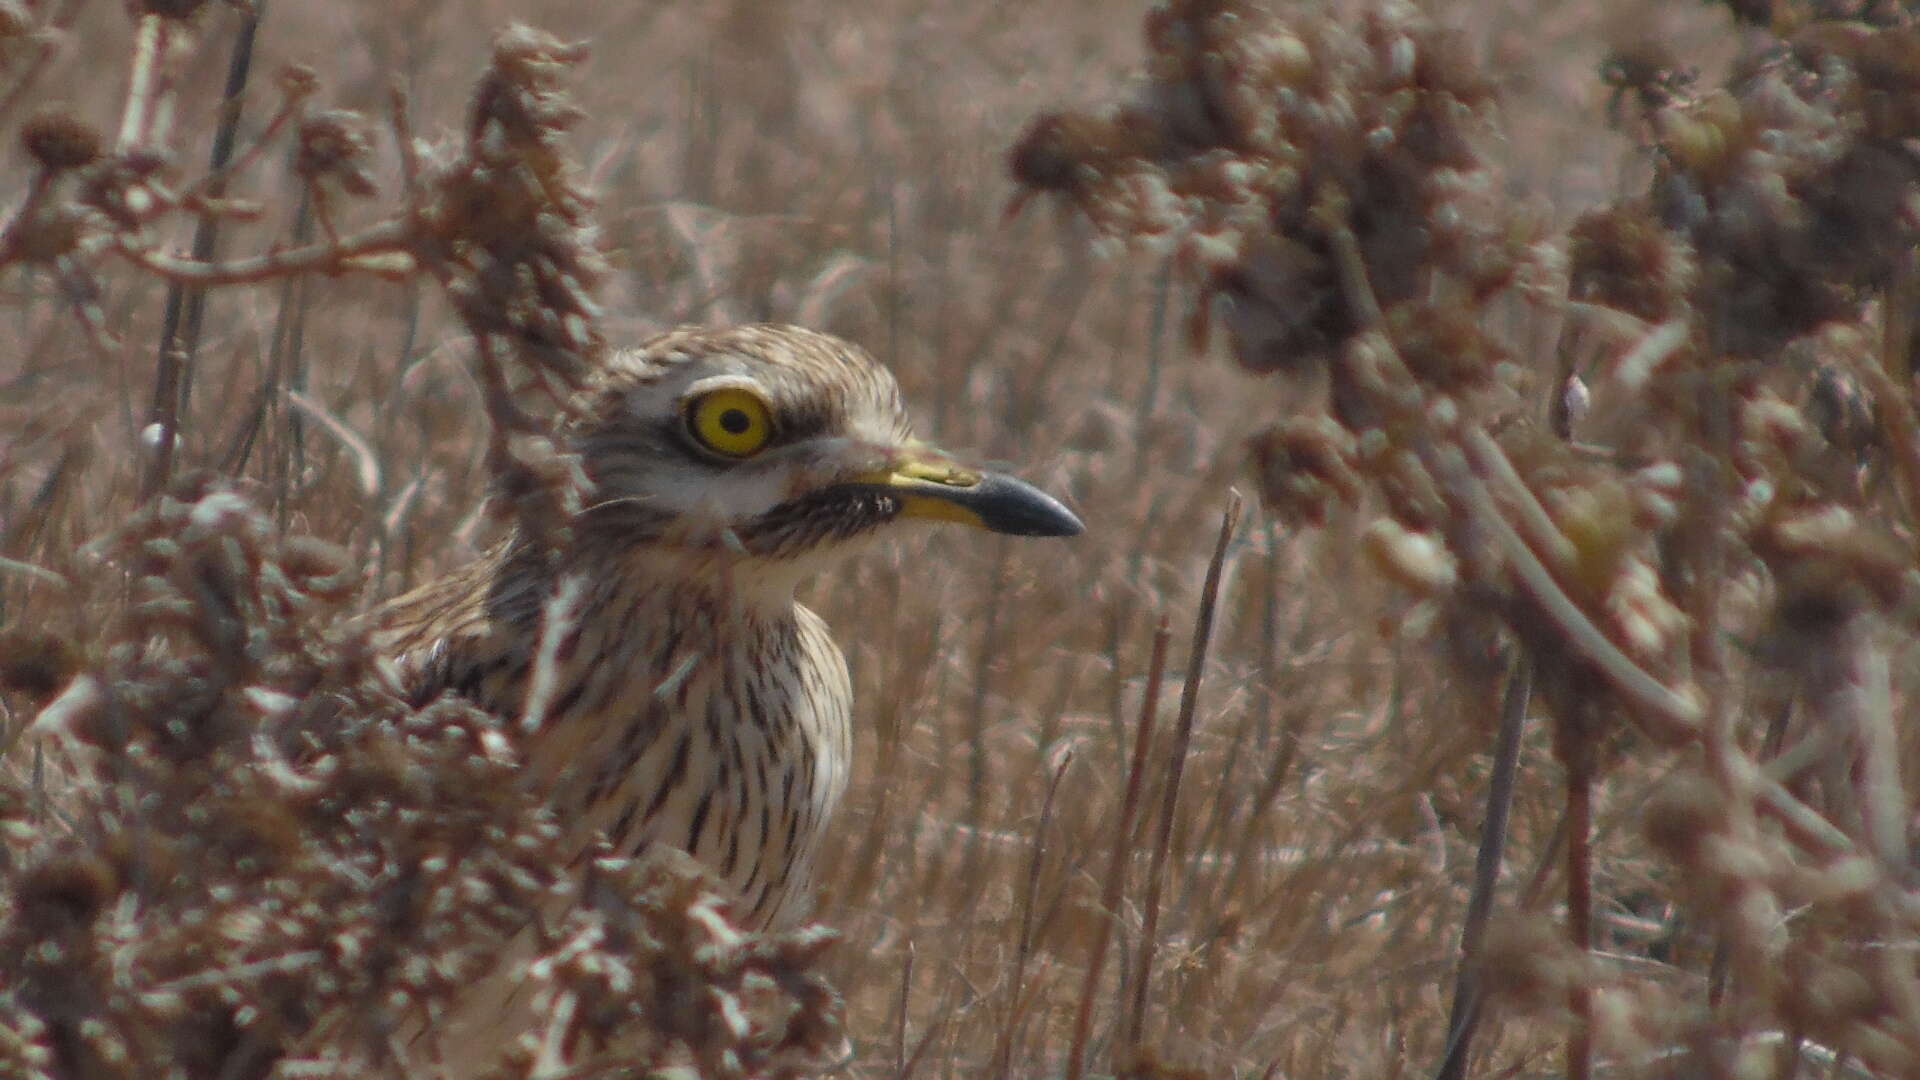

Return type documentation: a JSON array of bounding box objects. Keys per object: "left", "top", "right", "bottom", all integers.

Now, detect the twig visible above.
[
  {"left": 1851, "top": 640, "right": 1905, "bottom": 877},
  {"left": 521, "top": 575, "right": 587, "bottom": 734},
  {"left": 115, "top": 218, "right": 413, "bottom": 285},
  {"left": 139, "top": 950, "right": 326, "bottom": 999},
  {"left": 0, "top": 555, "right": 70, "bottom": 592},
  {"left": 269, "top": 185, "right": 316, "bottom": 529},
  {"left": 1610, "top": 319, "right": 1689, "bottom": 392},
  {"left": 182, "top": 89, "right": 300, "bottom": 205},
  {"left": 1756, "top": 775, "right": 1857, "bottom": 859}
]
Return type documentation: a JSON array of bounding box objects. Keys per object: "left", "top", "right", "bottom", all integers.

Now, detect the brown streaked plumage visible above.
[{"left": 371, "top": 324, "right": 1082, "bottom": 929}]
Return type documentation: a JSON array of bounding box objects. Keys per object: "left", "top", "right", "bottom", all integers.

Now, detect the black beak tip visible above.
[{"left": 975, "top": 472, "right": 1085, "bottom": 538}]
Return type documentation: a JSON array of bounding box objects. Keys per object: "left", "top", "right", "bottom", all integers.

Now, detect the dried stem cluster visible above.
[
  {"left": 0, "top": 7, "right": 841, "bottom": 1077},
  {"left": 8, "top": 0, "right": 1920, "bottom": 1076},
  {"left": 1014, "top": 0, "right": 1920, "bottom": 1075}
]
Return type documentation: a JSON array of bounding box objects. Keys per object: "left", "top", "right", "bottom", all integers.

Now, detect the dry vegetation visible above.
[{"left": 2, "top": 0, "right": 1919, "bottom": 1077}]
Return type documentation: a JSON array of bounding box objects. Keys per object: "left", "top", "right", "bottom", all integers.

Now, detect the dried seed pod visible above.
[
  {"left": 277, "top": 63, "right": 319, "bottom": 100},
  {"left": 76, "top": 150, "right": 172, "bottom": 229},
  {"left": 11, "top": 852, "right": 122, "bottom": 936}
]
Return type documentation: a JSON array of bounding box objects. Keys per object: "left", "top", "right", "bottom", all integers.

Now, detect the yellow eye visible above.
[{"left": 686, "top": 387, "right": 774, "bottom": 458}]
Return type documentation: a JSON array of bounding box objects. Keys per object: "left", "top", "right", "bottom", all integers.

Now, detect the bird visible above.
[{"left": 369, "top": 323, "right": 1083, "bottom": 930}]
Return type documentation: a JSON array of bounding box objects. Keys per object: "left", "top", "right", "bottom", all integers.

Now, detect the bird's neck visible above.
[{"left": 506, "top": 528, "right": 809, "bottom": 623}]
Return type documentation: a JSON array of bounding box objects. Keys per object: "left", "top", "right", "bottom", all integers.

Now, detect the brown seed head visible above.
[
  {"left": 296, "top": 109, "right": 377, "bottom": 197},
  {"left": 127, "top": 0, "right": 210, "bottom": 20},
  {"left": 0, "top": 629, "right": 77, "bottom": 703},
  {"left": 21, "top": 111, "right": 103, "bottom": 172}
]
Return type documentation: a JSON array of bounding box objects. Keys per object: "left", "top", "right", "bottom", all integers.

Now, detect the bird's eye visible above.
[{"left": 685, "top": 388, "right": 775, "bottom": 458}]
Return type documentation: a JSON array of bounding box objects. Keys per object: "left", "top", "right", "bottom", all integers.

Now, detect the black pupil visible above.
[{"left": 718, "top": 408, "right": 751, "bottom": 435}]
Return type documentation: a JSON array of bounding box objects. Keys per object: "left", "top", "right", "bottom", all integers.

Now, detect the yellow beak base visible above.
[{"left": 843, "top": 457, "right": 1083, "bottom": 538}]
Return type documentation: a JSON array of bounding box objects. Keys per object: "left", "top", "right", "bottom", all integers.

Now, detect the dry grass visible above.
[{"left": 2, "top": 0, "right": 1918, "bottom": 1077}]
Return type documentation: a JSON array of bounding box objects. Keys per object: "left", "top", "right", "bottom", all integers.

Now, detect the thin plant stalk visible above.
[
  {"left": 992, "top": 748, "right": 1074, "bottom": 1079},
  {"left": 1435, "top": 653, "right": 1532, "bottom": 1080},
  {"left": 1565, "top": 707, "right": 1595, "bottom": 1080},
  {"left": 1065, "top": 615, "right": 1171, "bottom": 1080},
  {"left": 142, "top": 4, "right": 265, "bottom": 500},
  {"left": 1128, "top": 490, "right": 1242, "bottom": 1049}
]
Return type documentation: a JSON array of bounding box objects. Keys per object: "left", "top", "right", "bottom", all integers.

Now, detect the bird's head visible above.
[{"left": 566, "top": 324, "right": 1081, "bottom": 589}]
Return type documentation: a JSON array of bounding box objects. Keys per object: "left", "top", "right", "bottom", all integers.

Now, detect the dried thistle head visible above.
[
  {"left": 407, "top": 25, "right": 609, "bottom": 549},
  {"left": 1753, "top": 500, "right": 1910, "bottom": 640}
]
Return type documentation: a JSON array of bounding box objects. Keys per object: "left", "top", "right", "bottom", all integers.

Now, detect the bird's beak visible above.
[{"left": 842, "top": 447, "right": 1084, "bottom": 538}]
